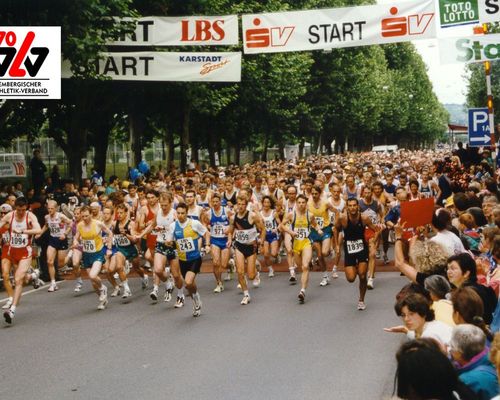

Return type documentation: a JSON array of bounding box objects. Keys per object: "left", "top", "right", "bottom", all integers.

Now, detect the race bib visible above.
[
  {"left": 295, "top": 228, "right": 309, "bottom": 240},
  {"left": 2, "top": 232, "right": 9, "bottom": 244},
  {"left": 315, "top": 217, "right": 324, "bottom": 228},
  {"left": 10, "top": 233, "right": 28, "bottom": 248},
  {"left": 82, "top": 239, "right": 97, "bottom": 253},
  {"left": 346, "top": 239, "right": 364, "bottom": 254},
  {"left": 115, "top": 234, "right": 131, "bottom": 247},
  {"left": 211, "top": 224, "right": 225, "bottom": 237},
  {"left": 49, "top": 225, "right": 62, "bottom": 236},
  {"left": 329, "top": 212, "right": 336, "bottom": 225},
  {"left": 177, "top": 238, "right": 195, "bottom": 252},
  {"left": 235, "top": 230, "right": 250, "bottom": 242},
  {"left": 264, "top": 220, "right": 274, "bottom": 231}
]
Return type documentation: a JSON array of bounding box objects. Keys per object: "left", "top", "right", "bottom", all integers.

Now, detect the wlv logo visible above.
[{"left": 0, "top": 30, "right": 49, "bottom": 77}]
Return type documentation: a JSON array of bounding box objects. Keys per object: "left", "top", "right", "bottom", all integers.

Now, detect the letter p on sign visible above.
[{"left": 473, "top": 110, "right": 488, "bottom": 131}]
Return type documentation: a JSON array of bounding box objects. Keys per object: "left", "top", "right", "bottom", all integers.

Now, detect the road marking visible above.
[{"left": 0, "top": 280, "right": 65, "bottom": 303}]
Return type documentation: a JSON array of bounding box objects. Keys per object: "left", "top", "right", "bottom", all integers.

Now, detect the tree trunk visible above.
[
  {"left": 129, "top": 112, "right": 145, "bottom": 167},
  {"left": 166, "top": 130, "right": 175, "bottom": 172},
  {"left": 191, "top": 138, "right": 200, "bottom": 165},
  {"left": 234, "top": 142, "right": 240, "bottom": 166},
  {"left": 225, "top": 141, "right": 231, "bottom": 165},
  {"left": 208, "top": 135, "right": 216, "bottom": 167},
  {"left": 278, "top": 141, "right": 285, "bottom": 160},
  {"left": 66, "top": 127, "right": 87, "bottom": 185},
  {"left": 298, "top": 137, "right": 305, "bottom": 159},
  {"left": 180, "top": 102, "right": 191, "bottom": 172},
  {"left": 93, "top": 125, "right": 110, "bottom": 179},
  {"left": 262, "top": 131, "right": 269, "bottom": 162}
]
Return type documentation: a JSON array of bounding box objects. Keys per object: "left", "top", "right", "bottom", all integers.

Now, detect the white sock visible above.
[
  {"left": 76, "top": 277, "right": 83, "bottom": 283},
  {"left": 300, "top": 288, "right": 305, "bottom": 293},
  {"left": 323, "top": 272, "right": 328, "bottom": 278},
  {"left": 166, "top": 281, "right": 173, "bottom": 290},
  {"left": 244, "top": 290, "right": 249, "bottom": 296},
  {"left": 51, "top": 280, "right": 56, "bottom": 284},
  {"left": 153, "top": 284, "right": 159, "bottom": 291},
  {"left": 123, "top": 281, "right": 130, "bottom": 290},
  {"left": 177, "top": 289, "right": 184, "bottom": 298},
  {"left": 10, "top": 305, "right": 16, "bottom": 312}
]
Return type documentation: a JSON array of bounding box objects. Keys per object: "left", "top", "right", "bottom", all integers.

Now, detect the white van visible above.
[{"left": 372, "top": 145, "right": 398, "bottom": 153}]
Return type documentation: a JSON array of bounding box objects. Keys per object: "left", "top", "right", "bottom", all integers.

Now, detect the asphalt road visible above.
[{"left": 1, "top": 271, "right": 404, "bottom": 400}]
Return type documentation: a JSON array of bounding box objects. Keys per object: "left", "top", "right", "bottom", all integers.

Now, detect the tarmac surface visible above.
[{"left": 1, "top": 271, "right": 404, "bottom": 400}]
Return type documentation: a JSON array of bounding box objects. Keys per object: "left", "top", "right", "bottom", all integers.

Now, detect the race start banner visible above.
[
  {"left": 478, "top": 0, "right": 500, "bottom": 23},
  {"left": 439, "top": 33, "right": 500, "bottom": 64},
  {"left": 438, "top": 0, "right": 479, "bottom": 27},
  {"left": 62, "top": 52, "right": 241, "bottom": 82},
  {"left": 0, "top": 26, "right": 60, "bottom": 99},
  {"left": 109, "top": 16, "right": 239, "bottom": 46},
  {"left": 241, "top": 0, "right": 436, "bottom": 54}
]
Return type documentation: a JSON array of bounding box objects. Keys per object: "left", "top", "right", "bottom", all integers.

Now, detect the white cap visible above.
[
  {"left": 0, "top": 204, "right": 12, "bottom": 213},
  {"left": 90, "top": 202, "right": 100, "bottom": 208}
]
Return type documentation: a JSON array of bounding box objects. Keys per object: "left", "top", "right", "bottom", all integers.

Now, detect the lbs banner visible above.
[
  {"left": 109, "top": 15, "right": 239, "bottom": 46},
  {"left": 0, "top": 26, "right": 60, "bottom": 99},
  {"left": 63, "top": 52, "right": 241, "bottom": 82},
  {"left": 242, "top": 0, "right": 435, "bottom": 54},
  {"left": 439, "top": 34, "right": 500, "bottom": 64}
]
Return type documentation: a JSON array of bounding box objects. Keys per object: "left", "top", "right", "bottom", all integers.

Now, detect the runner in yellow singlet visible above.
[{"left": 280, "top": 194, "right": 322, "bottom": 304}]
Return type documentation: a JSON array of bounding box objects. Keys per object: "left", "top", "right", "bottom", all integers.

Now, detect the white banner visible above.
[
  {"left": 478, "top": 0, "right": 500, "bottom": 23},
  {"left": 0, "top": 26, "right": 60, "bottom": 99},
  {"left": 242, "top": 0, "right": 436, "bottom": 54},
  {"left": 62, "top": 52, "right": 241, "bottom": 82},
  {"left": 110, "top": 15, "right": 238, "bottom": 46},
  {"left": 0, "top": 154, "right": 26, "bottom": 178},
  {"left": 439, "top": 34, "right": 500, "bottom": 64}
]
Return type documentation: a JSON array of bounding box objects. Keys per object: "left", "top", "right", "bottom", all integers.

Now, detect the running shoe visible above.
[
  {"left": 367, "top": 277, "right": 374, "bottom": 290},
  {"left": 98, "top": 286, "right": 108, "bottom": 310},
  {"left": 74, "top": 280, "right": 83, "bottom": 293},
  {"left": 110, "top": 286, "right": 121, "bottom": 297},
  {"left": 31, "top": 269, "right": 41, "bottom": 289},
  {"left": 2, "top": 297, "right": 13, "bottom": 310},
  {"left": 192, "top": 296, "right": 202, "bottom": 317},
  {"left": 213, "top": 283, "right": 224, "bottom": 293},
  {"left": 122, "top": 287, "right": 132, "bottom": 299},
  {"left": 357, "top": 301, "right": 366, "bottom": 311},
  {"left": 141, "top": 275, "right": 149, "bottom": 289},
  {"left": 113, "top": 272, "right": 119, "bottom": 280},
  {"left": 164, "top": 286, "right": 173, "bottom": 302},
  {"left": 331, "top": 266, "right": 339, "bottom": 279},
  {"left": 253, "top": 271, "right": 261, "bottom": 288},
  {"left": 376, "top": 249, "right": 381, "bottom": 259},
  {"left": 298, "top": 290, "right": 305, "bottom": 304},
  {"left": 174, "top": 296, "right": 185, "bottom": 308},
  {"left": 47, "top": 282, "right": 58, "bottom": 292},
  {"left": 150, "top": 287, "right": 159, "bottom": 301},
  {"left": 275, "top": 255, "right": 282, "bottom": 264},
  {"left": 268, "top": 267, "right": 275, "bottom": 278},
  {"left": 383, "top": 254, "right": 389, "bottom": 265},
  {"left": 289, "top": 272, "right": 297, "bottom": 284},
  {"left": 3, "top": 308, "right": 14, "bottom": 324},
  {"left": 256, "top": 260, "right": 262, "bottom": 272},
  {"left": 320, "top": 276, "right": 330, "bottom": 287},
  {"left": 240, "top": 294, "right": 251, "bottom": 305}
]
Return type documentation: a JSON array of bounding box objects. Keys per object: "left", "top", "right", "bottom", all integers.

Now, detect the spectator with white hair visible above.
[{"left": 449, "top": 324, "right": 499, "bottom": 400}]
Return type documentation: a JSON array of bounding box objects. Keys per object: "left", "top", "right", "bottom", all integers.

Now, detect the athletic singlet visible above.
[
  {"left": 155, "top": 208, "right": 175, "bottom": 243},
  {"left": 285, "top": 199, "right": 296, "bottom": 214},
  {"left": 329, "top": 198, "right": 345, "bottom": 225},
  {"left": 223, "top": 190, "right": 237, "bottom": 207},
  {"left": 47, "top": 212, "right": 67, "bottom": 238},
  {"left": 78, "top": 220, "right": 104, "bottom": 253},
  {"left": 209, "top": 207, "right": 229, "bottom": 239},
  {"left": 187, "top": 205, "right": 202, "bottom": 221},
  {"left": 419, "top": 181, "right": 433, "bottom": 198},
  {"left": 113, "top": 219, "right": 133, "bottom": 247},
  {"left": 9, "top": 212, "right": 31, "bottom": 248},
  {"left": 261, "top": 210, "right": 278, "bottom": 233},
  {"left": 173, "top": 219, "right": 201, "bottom": 261},
  {"left": 344, "top": 185, "right": 359, "bottom": 200},
  {"left": 234, "top": 211, "right": 258, "bottom": 244},
  {"left": 343, "top": 215, "right": 366, "bottom": 255},
  {"left": 197, "top": 195, "right": 210, "bottom": 209},
  {"left": 291, "top": 211, "right": 310, "bottom": 240},
  {"left": 308, "top": 200, "right": 330, "bottom": 229},
  {"left": 359, "top": 199, "right": 380, "bottom": 224}
]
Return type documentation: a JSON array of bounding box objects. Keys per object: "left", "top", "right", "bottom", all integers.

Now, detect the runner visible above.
[
  {"left": 140, "top": 192, "right": 177, "bottom": 303},
  {"left": 109, "top": 203, "right": 135, "bottom": 299},
  {"left": 227, "top": 195, "right": 265, "bottom": 305},
  {"left": 0, "top": 204, "right": 14, "bottom": 310},
  {"left": 282, "top": 184, "right": 299, "bottom": 283},
  {"left": 171, "top": 202, "right": 210, "bottom": 317},
  {"left": 72, "top": 205, "right": 114, "bottom": 310},
  {"left": 222, "top": 178, "right": 238, "bottom": 208},
  {"left": 208, "top": 193, "right": 232, "bottom": 292},
  {"left": 36, "top": 200, "right": 72, "bottom": 292},
  {"left": 336, "top": 198, "right": 380, "bottom": 311},
  {"left": 71, "top": 207, "right": 85, "bottom": 292},
  {"left": 308, "top": 185, "right": 336, "bottom": 286},
  {"left": 280, "top": 194, "right": 322, "bottom": 303},
  {"left": 260, "top": 195, "right": 281, "bottom": 278},
  {"left": 137, "top": 189, "right": 160, "bottom": 289},
  {"left": 0, "top": 197, "right": 42, "bottom": 324},
  {"left": 327, "top": 183, "right": 345, "bottom": 279}
]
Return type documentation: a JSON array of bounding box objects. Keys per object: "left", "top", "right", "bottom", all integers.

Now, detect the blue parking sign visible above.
[{"left": 468, "top": 108, "right": 491, "bottom": 147}]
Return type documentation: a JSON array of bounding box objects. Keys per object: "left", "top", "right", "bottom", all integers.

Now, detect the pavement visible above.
[{"left": 0, "top": 270, "right": 405, "bottom": 400}]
